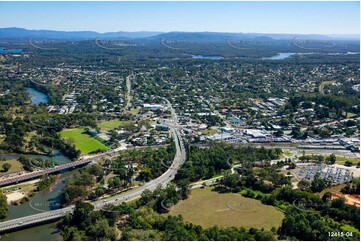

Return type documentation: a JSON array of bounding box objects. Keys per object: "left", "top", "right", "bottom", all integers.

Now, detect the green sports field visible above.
[
  {"left": 97, "top": 119, "right": 133, "bottom": 131},
  {"left": 166, "top": 186, "right": 284, "bottom": 230},
  {"left": 59, "top": 127, "right": 108, "bottom": 154}
]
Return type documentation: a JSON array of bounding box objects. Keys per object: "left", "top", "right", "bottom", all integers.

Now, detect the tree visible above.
[
  {"left": 274, "top": 148, "right": 283, "bottom": 157},
  {"left": 72, "top": 202, "right": 94, "bottom": 229},
  {"left": 298, "top": 179, "right": 311, "bottom": 191},
  {"left": 0, "top": 190, "right": 8, "bottom": 219},
  {"left": 108, "top": 176, "right": 121, "bottom": 188},
  {"left": 319, "top": 128, "right": 331, "bottom": 138},
  {"left": 328, "top": 154, "right": 336, "bottom": 164},
  {"left": 2, "top": 163, "right": 11, "bottom": 172},
  {"left": 274, "top": 130, "right": 284, "bottom": 137},
  {"left": 322, "top": 192, "right": 332, "bottom": 202},
  {"left": 311, "top": 173, "right": 328, "bottom": 192},
  {"left": 291, "top": 126, "right": 302, "bottom": 138},
  {"left": 177, "top": 179, "right": 191, "bottom": 199},
  {"left": 220, "top": 173, "right": 244, "bottom": 192}
]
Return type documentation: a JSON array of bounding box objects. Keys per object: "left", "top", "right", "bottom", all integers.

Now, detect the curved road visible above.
[{"left": 0, "top": 99, "right": 186, "bottom": 234}]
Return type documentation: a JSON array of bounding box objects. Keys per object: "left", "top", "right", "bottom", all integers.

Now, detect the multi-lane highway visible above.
[
  {"left": 125, "top": 75, "right": 133, "bottom": 110},
  {"left": 0, "top": 99, "right": 186, "bottom": 234}
]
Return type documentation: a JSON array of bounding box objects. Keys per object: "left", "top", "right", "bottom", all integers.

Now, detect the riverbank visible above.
[{"left": 4, "top": 179, "right": 40, "bottom": 204}]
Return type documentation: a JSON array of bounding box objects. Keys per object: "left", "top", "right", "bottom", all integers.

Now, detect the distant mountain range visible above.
[
  {"left": 0, "top": 27, "right": 359, "bottom": 41},
  {"left": 0, "top": 27, "right": 163, "bottom": 40}
]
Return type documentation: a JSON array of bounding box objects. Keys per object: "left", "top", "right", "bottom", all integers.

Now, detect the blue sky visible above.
[{"left": 0, "top": 1, "right": 359, "bottom": 34}]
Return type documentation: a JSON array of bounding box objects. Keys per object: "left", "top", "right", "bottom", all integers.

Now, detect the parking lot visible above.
[{"left": 296, "top": 165, "right": 355, "bottom": 184}]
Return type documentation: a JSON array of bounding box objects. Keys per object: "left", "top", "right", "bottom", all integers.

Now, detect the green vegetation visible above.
[
  {"left": 335, "top": 156, "right": 360, "bottom": 165},
  {"left": 280, "top": 206, "right": 359, "bottom": 241},
  {"left": 35, "top": 175, "right": 57, "bottom": 191},
  {"left": 1, "top": 162, "right": 11, "bottom": 172},
  {"left": 175, "top": 142, "right": 283, "bottom": 183},
  {"left": 58, "top": 186, "right": 277, "bottom": 241},
  {"left": 0, "top": 159, "right": 22, "bottom": 174},
  {"left": 97, "top": 119, "right": 133, "bottom": 132},
  {"left": 341, "top": 178, "right": 360, "bottom": 195},
  {"left": 283, "top": 151, "right": 292, "bottom": 157},
  {"left": 0, "top": 190, "right": 7, "bottom": 219},
  {"left": 61, "top": 172, "right": 96, "bottom": 205},
  {"left": 128, "top": 108, "right": 141, "bottom": 115},
  {"left": 319, "top": 80, "right": 337, "bottom": 94},
  {"left": 59, "top": 127, "right": 108, "bottom": 154},
  {"left": 170, "top": 186, "right": 283, "bottom": 230}
]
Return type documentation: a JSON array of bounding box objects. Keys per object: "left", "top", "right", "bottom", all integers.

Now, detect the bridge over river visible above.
[
  {"left": 0, "top": 99, "right": 186, "bottom": 234},
  {"left": 0, "top": 150, "right": 121, "bottom": 187}
]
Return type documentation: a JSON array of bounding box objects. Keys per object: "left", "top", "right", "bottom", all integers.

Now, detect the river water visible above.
[
  {"left": 0, "top": 152, "right": 74, "bottom": 241},
  {"left": 263, "top": 53, "right": 296, "bottom": 60},
  {"left": 0, "top": 170, "right": 78, "bottom": 241},
  {"left": 26, "top": 88, "right": 48, "bottom": 105},
  {"left": 192, "top": 55, "right": 224, "bottom": 60},
  {"left": 0, "top": 87, "right": 64, "bottom": 240}
]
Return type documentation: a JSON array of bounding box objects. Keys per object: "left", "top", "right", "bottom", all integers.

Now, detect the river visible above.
[
  {"left": 1, "top": 89, "right": 64, "bottom": 240},
  {"left": 0, "top": 152, "right": 75, "bottom": 241},
  {"left": 26, "top": 88, "right": 49, "bottom": 105},
  {"left": 263, "top": 53, "right": 296, "bottom": 60},
  {"left": 1, "top": 150, "right": 71, "bottom": 166},
  {"left": 0, "top": 170, "right": 79, "bottom": 241},
  {"left": 192, "top": 55, "right": 224, "bottom": 60}
]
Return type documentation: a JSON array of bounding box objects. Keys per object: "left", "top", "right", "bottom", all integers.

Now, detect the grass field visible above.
[
  {"left": 97, "top": 119, "right": 133, "bottom": 131},
  {"left": 166, "top": 187, "right": 284, "bottom": 230},
  {"left": 342, "top": 112, "right": 358, "bottom": 118},
  {"left": 281, "top": 151, "right": 293, "bottom": 159},
  {"left": 0, "top": 159, "right": 24, "bottom": 174},
  {"left": 335, "top": 156, "right": 359, "bottom": 165},
  {"left": 129, "top": 108, "right": 141, "bottom": 115},
  {"left": 318, "top": 184, "right": 346, "bottom": 197},
  {"left": 3, "top": 181, "right": 37, "bottom": 194},
  {"left": 59, "top": 127, "right": 108, "bottom": 154}
]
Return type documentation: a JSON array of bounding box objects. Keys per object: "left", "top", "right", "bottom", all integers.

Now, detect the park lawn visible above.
[
  {"left": 0, "top": 159, "right": 24, "bottom": 174},
  {"left": 318, "top": 184, "right": 346, "bottom": 197},
  {"left": 281, "top": 151, "right": 293, "bottom": 159},
  {"left": 165, "top": 187, "right": 284, "bottom": 230},
  {"left": 341, "top": 224, "right": 360, "bottom": 233},
  {"left": 59, "top": 127, "right": 108, "bottom": 154},
  {"left": 129, "top": 108, "right": 141, "bottom": 115},
  {"left": 3, "top": 181, "right": 37, "bottom": 194},
  {"left": 335, "top": 156, "right": 359, "bottom": 165},
  {"left": 345, "top": 112, "right": 358, "bottom": 118},
  {"left": 98, "top": 119, "right": 133, "bottom": 132},
  {"left": 0, "top": 134, "right": 4, "bottom": 143},
  {"left": 24, "top": 131, "right": 37, "bottom": 142},
  {"left": 284, "top": 151, "right": 293, "bottom": 157}
]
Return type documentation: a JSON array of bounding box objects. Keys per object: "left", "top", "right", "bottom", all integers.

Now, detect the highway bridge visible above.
[
  {"left": 0, "top": 150, "right": 121, "bottom": 187},
  {"left": 0, "top": 99, "right": 186, "bottom": 234}
]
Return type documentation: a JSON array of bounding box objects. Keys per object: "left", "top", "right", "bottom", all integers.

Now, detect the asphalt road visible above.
[{"left": 0, "top": 99, "right": 186, "bottom": 233}]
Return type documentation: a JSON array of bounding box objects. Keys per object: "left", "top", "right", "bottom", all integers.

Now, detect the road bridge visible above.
[
  {"left": 0, "top": 99, "right": 186, "bottom": 234},
  {"left": 0, "top": 150, "right": 121, "bottom": 187}
]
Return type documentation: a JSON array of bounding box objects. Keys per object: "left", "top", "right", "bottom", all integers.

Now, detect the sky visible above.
[{"left": 0, "top": 1, "right": 359, "bottom": 35}]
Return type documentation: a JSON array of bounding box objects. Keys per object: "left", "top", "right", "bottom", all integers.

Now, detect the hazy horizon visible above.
[{"left": 0, "top": 1, "right": 359, "bottom": 35}]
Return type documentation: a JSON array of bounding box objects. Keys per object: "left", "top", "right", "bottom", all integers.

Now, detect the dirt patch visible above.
[
  {"left": 331, "top": 192, "right": 360, "bottom": 207},
  {"left": 6, "top": 191, "right": 26, "bottom": 204}
]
